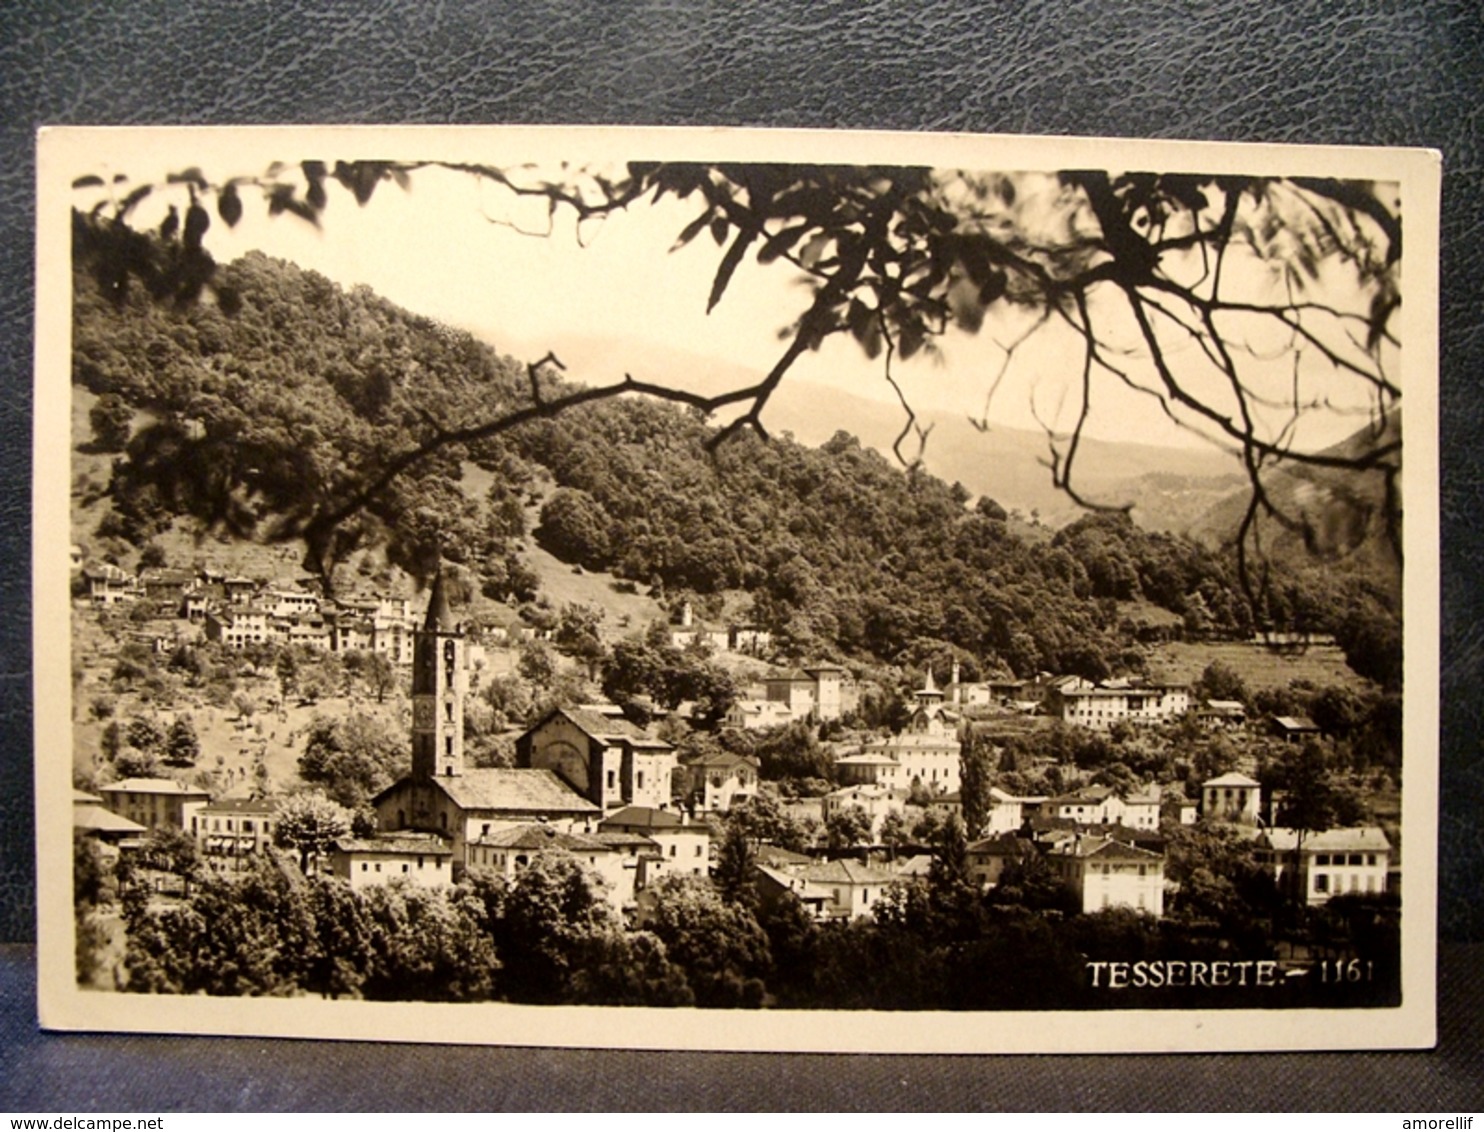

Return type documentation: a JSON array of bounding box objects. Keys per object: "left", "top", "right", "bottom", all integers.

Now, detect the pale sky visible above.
[{"left": 75, "top": 155, "right": 1396, "bottom": 456}]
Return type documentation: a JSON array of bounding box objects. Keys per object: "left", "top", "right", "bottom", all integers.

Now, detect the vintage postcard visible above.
[{"left": 34, "top": 126, "right": 1440, "bottom": 1052}]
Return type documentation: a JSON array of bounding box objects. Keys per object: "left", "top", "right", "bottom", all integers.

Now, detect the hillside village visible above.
[
  {"left": 67, "top": 212, "right": 1404, "bottom": 1011},
  {"left": 74, "top": 548, "right": 1402, "bottom": 1008}
]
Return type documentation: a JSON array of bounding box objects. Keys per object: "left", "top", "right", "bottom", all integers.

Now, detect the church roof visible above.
[
  {"left": 600, "top": 805, "right": 692, "bottom": 832},
  {"left": 422, "top": 569, "right": 456, "bottom": 632},
  {"left": 537, "top": 706, "right": 675, "bottom": 752},
  {"left": 377, "top": 769, "right": 599, "bottom": 816}
]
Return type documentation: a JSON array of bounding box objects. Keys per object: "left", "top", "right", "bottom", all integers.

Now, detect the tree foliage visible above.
[
  {"left": 297, "top": 712, "right": 405, "bottom": 811},
  {"left": 273, "top": 791, "right": 352, "bottom": 873},
  {"left": 644, "top": 875, "right": 772, "bottom": 1008}
]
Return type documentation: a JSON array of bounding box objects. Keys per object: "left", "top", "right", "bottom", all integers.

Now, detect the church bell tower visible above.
[{"left": 411, "top": 570, "right": 465, "bottom": 779}]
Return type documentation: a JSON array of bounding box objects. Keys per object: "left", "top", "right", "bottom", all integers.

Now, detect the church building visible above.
[{"left": 371, "top": 571, "right": 599, "bottom": 873}]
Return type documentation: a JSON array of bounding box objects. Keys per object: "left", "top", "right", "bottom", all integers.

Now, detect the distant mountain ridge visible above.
[
  {"left": 499, "top": 330, "right": 1247, "bottom": 532},
  {"left": 1187, "top": 410, "right": 1402, "bottom": 591}
]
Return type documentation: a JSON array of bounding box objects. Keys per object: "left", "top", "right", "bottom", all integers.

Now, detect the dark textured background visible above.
[{"left": 1, "top": 0, "right": 1480, "bottom": 1110}]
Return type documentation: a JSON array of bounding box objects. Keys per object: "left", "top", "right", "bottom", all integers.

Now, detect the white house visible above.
[
  {"left": 685, "top": 750, "right": 760, "bottom": 812},
  {"left": 1202, "top": 772, "right": 1262, "bottom": 825},
  {"left": 467, "top": 823, "right": 636, "bottom": 909},
  {"left": 1045, "top": 676, "right": 1191, "bottom": 730},
  {"left": 328, "top": 832, "right": 454, "bottom": 891},
  {"left": 1047, "top": 834, "right": 1166, "bottom": 917},
  {"left": 821, "top": 783, "right": 908, "bottom": 840},
  {"left": 1255, "top": 826, "right": 1391, "bottom": 905}
]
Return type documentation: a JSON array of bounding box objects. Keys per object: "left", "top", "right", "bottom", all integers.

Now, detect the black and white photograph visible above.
[{"left": 34, "top": 126, "right": 1439, "bottom": 1053}]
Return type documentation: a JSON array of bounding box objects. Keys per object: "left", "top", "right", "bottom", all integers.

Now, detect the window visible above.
[
  {"left": 402, "top": 864, "right": 409, "bottom": 874},
  {"left": 695, "top": 844, "right": 703, "bottom": 857},
  {"left": 243, "top": 820, "right": 254, "bottom": 833},
  {"left": 607, "top": 770, "right": 616, "bottom": 789},
  {"left": 1349, "top": 853, "right": 1364, "bottom": 866},
  {"left": 417, "top": 856, "right": 424, "bottom": 868},
  {"left": 1316, "top": 854, "right": 1331, "bottom": 866},
  {"left": 1314, "top": 874, "right": 1328, "bottom": 893},
  {"left": 375, "top": 862, "right": 382, "bottom": 873},
  {"left": 669, "top": 845, "right": 677, "bottom": 857},
  {"left": 361, "top": 863, "right": 368, "bottom": 872},
  {"left": 637, "top": 771, "right": 645, "bottom": 790}
]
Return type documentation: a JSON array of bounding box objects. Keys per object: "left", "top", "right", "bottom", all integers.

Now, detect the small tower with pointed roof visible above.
[
  {"left": 915, "top": 669, "right": 944, "bottom": 709},
  {"left": 411, "top": 570, "right": 466, "bottom": 780}
]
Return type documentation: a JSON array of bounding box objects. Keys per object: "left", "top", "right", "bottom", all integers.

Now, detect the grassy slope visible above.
[{"left": 1145, "top": 639, "right": 1365, "bottom": 691}]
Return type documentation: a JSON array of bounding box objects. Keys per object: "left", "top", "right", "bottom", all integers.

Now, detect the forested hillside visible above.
[{"left": 72, "top": 214, "right": 1395, "bottom": 680}]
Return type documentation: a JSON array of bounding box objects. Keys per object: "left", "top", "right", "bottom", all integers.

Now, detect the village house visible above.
[
  {"left": 1271, "top": 714, "right": 1323, "bottom": 743},
  {"left": 597, "top": 805, "right": 711, "bottom": 883},
  {"left": 945, "top": 660, "right": 995, "bottom": 708},
  {"left": 517, "top": 705, "right": 678, "bottom": 813},
  {"left": 466, "top": 823, "right": 637, "bottom": 909},
  {"left": 1197, "top": 699, "right": 1248, "bottom": 729},
  {"left": 790, "top": 858, "right": 900, "bottom": 920},
  {"left": 82, "top": 563, "right": 137, "bottom": 606},
  {"left": 1045, "top": 675, "right": 1192, "bottom": 730},
  {"left": 73, "top": 788, "right": 146, "bottom": 856},
  {"left": 1202, "top": 772, "right": 1263, "bottom": 825},
  {"left": 189, "top": 798, "right": 280, "bottom": 860},
  {"left": 264, "top": 586, "right": 320, "bottom": 619},
  {"left": 137, "top": 567, "right": 195, "bottom": 611},
  {"left": 1254, "top": 826, "right": 1392, "bottom": 904},
  {"left": 1161, "top": 790, "right": 1200, "bottom": 826},
  {"left": 1040, "top": 783, "right": 1161, "bottom": 828},
  {"left": 1046, "top": 833, "right": 1166, "bottom": 916},
  {"left": 926, "top": 791, "right": 963, "bottom": 827},
  {"left": 966, "top": 832, "right": 1033, "bottom": 889},
  {"left": 204, "top": 605, "right": 272, "bottom": 649},
  {"left": 328, "top": 831, "right": 454, "bottom": 891},
  {"left": 683, "top": 750, "right": 760, "bottom": 812},
  {"left": 821, "top": 782, "right": 908, "bottom": 840},
  {"left": 759, "top": 664, "right": 849, "bottom": 723},
  {"left": 724, "top": 698, "right": 796, "bottom": 730},
  {"left": 832, "top": 750, "right": 902, "bottom": 788},
  {"left": 754, "top": 862, "right": 835, "bottom": 920},
  {"left": 97, "top": 778, "right": 210, "bottom": 833},
  {"left": 978, "top": 786, "right": 1046, "bottom": 836}
]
